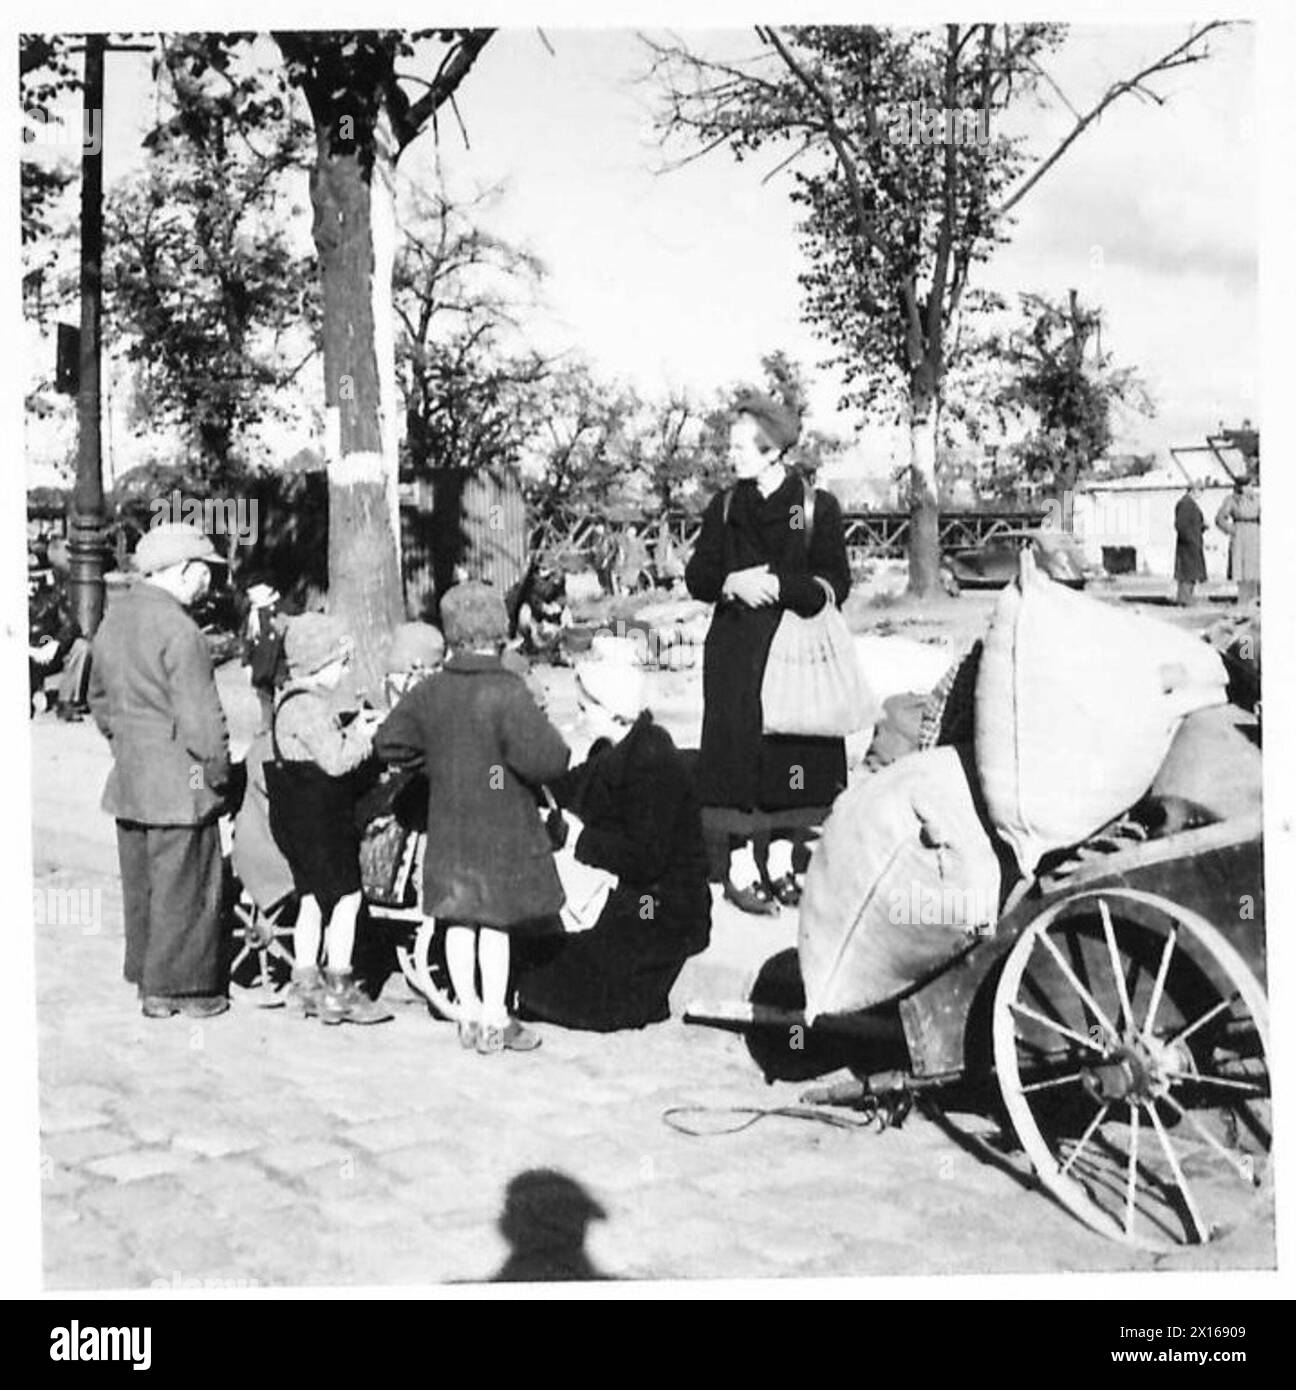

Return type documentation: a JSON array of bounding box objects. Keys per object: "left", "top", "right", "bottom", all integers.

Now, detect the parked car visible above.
[{"left": 943, "top": 529, "right": 1093, "bottom": 590}]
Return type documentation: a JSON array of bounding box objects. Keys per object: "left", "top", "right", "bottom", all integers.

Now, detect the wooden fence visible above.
[{"left": 400, "top": 467, "right": 529, "bottom": 618}]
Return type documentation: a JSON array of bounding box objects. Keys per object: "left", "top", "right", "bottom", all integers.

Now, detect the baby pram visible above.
[
  {"left": 226, "top": 733, "right": 298, "bottom": 1002},
  {"left": 226, "top": 735, "right": 454, "bottom": 1015}
]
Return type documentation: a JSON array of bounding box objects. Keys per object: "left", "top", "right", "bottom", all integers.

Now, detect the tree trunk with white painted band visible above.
[{"left": 309, "top": 115, "right": 405, "bottom": 695}]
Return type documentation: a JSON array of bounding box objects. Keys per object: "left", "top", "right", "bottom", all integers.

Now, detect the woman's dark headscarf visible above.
[{"left": 734, "top": 387, "right": 802, "bottom": 454}]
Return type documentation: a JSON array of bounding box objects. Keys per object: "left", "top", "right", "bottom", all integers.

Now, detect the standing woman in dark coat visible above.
[
  {"left": 685, "top": 391, "right": 852, "bottom": 914},
  {"left": 515, "top": 645, "right": 711, "bottom": 1031},
  {"left": 374, "top": 582, "right": 571, "bottom": 1054}
]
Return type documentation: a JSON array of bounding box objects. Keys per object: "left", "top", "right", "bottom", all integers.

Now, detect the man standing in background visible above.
[
  {"left": 1173, "top": 479, "right": 1207, "bottom": 606},
  {"left": 1216, "top": 472, "right": 1262, "bottom": 608}
]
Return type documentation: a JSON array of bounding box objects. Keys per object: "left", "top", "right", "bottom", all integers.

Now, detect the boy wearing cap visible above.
[
  {"left": 88, "top": 522, "right": 233, "bottom": 1018},
  {"left": 267, "top": 613, "right": 391, "bottom": 1025}
]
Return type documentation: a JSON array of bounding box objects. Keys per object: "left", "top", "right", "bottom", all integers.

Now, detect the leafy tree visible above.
[
  {"left": 522, "top": 361, "right": 642, "bottom": 533},
  {"left": 20, "top": 34, "right": 80, "bottom": 249},
  {"left": 524, "top": 350, "right": 841, "bottom": 539},
  {"left": 628, "top": 390, "right": 732, "bottom": 519},
  {"left": 271, "top": 28, "right": 494, "bottom": 687},
  {"left": 738, "top": 349, "right": 846, "bottom": 484},
  {"left": 21, "top": 33, "right": 82, "bottom": 431},
  {"left": 131, "top": 30, "right": 494, "bottom": 685},
  {"left": 649, "top": 23, "right": 1229, "bottom": 595},
  {"left": 995, "top": 289, "right": 1154, "bottom": 527},
  {"left": 394, "top": 184, "right": 550, "bottom": 479},
  {"left": 108, "top": 456, "right": 329, "bottom": 606},
  {"left": 121, "top": 31, "right": 495, "bottom": 682},
  {"left": 105, "top": 39, "right": 319, "bottom": 483}
]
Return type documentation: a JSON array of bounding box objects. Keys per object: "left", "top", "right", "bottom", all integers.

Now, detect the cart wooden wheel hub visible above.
[
  {"left": 992, "top": 888, "right": 1270, "bottom": 1251},
  {"left": 228, "top": 898, "right": 297, "bottom": 1007},
  {"left": 1081, "top": 1050, "right": 1140, "bottom": 1104},
  {"left": 1082, "top": 1034, "right": 1190, "bottom": 1105}
]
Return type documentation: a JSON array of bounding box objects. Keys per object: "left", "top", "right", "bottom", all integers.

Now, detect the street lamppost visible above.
[
  {"left": 65, "top": 32, "right": 152, "bottom": 638},
  {"left": 67, "top": 31, "right": 106, "bottom": 639}
]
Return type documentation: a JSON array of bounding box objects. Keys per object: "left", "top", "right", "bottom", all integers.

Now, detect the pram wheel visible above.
[
  {"left": 393, "top": 917, "right": 460, "bottom": 1022},
  {"left": 229, "top": 894, "right": 296, "bottom": 1007}
]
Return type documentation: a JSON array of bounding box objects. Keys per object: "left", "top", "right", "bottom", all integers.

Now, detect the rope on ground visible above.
[{"left": 661, "top": 1102, "right": 897, "bottom": 1137}]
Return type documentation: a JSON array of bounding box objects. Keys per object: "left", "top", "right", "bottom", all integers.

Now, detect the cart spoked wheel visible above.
[
  {"left": 229, "top": 897, "right": 297, "bottom": 1007},
  {"left": 393, "top": 918, "right": 460, "bottom": 1022},
  {"left": 993, "top": 888, "right": 1269, "bottom": 1251}
]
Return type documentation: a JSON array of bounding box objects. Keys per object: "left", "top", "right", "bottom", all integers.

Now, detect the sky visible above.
[
  {"left": 44, "top": 20, "right": 1259, "bottom": 476},
  {"left": 408, "top": 23, "right": 1257, "bottom": 469}
]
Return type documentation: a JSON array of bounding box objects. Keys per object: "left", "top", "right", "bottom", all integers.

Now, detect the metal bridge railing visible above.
[{"left": 529, "top": 508, "right": 1048, "bottom": 567}]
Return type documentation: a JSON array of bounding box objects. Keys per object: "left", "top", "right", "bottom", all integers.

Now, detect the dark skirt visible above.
[
  {"left": 515, "top": 883, "right": 710, "bottom": 1031},
  {"left": 266, "top": 759, "right": 362, "bottom": 917},
  {"left": 697, "top": 603, "right": 847, "bottom": 811}
]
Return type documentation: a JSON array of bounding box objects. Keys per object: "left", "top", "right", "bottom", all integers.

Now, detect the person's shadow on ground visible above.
[{"left": 492, "top": 1169, "right": 614, "bottom": 1282}]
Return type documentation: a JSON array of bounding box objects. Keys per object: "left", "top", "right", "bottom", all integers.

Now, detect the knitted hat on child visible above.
[{"left": 439, "top": 581, "right": 508, "bottom": 649}]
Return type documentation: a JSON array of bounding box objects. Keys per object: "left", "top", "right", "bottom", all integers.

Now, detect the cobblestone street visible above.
[{"left": 31, "top": 694, "right": 1274, "bottom": 1290}]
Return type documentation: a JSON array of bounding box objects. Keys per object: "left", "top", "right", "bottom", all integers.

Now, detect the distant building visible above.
[{"left": 1072, "top": 468, "right": 1233, "bottom": 579}]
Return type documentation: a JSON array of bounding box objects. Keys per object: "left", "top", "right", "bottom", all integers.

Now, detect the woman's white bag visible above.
[
  {"left": 552, "top": 842, "right": 615, "bottom": 933},
  {"left": 761, "top": 576, "right": 877, "bottom": 737},
  {"left": 541, "top": 790, "right": 615, "bottom": 932}
]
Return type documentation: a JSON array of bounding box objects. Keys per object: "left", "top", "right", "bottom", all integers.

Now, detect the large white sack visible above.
[
  {"left": 799, "top": 746, "right": 1002, "bottom": 1022},
  {"left": 853, "top": 633, "right": 955, "bottom": 702},
  {"left": 974, "top": 551, "right": 1227, "bottom": 875}
]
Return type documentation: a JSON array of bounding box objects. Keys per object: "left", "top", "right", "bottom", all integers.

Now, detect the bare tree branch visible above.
[
  {"left": 1026, "top": 56, "right": 1082, "bottom": 120},
  {"left": 399, "top": 28, "right": 494, "bottom": 151},
  {"left": 760, "top": 134, "right": 815, "bottom": 185},
  {"left": 996, "top": 21, "right": 1233, "bottom": 218},
  {"left": 448, "top": 93, "right": 470, "bottom": 150}
]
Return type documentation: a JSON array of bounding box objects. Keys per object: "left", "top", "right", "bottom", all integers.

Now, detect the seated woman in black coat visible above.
[{"left": 514, "top": 643, "right": 711, "bottom": 1031}]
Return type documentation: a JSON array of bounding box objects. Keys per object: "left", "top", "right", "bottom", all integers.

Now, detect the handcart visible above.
[{"left": 687, "top": 810, "right": 1269, "bottom": 1253}]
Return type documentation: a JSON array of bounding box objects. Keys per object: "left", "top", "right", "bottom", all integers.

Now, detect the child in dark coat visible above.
[{"left": 375, "top": 583, "right": 570, "bottom": 1054}]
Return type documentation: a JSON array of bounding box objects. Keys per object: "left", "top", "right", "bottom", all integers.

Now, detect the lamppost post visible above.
[{"left": 68, "top": 31, "right": 106, "bottom": 638}]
